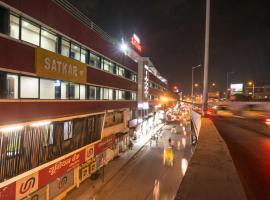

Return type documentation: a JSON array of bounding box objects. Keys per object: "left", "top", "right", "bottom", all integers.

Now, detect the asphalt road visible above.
[
  {"left": 212, "top": 116, "right": 270, "bottom": 200},
  {"left": 92, "top": 122, "right": 194, "bottom": 200}
]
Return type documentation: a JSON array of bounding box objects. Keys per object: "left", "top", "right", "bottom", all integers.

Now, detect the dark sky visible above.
[{"left": 68, "top": 0, "right": 270, "bottom": 93}]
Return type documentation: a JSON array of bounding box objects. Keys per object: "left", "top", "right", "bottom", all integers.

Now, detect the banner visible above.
[{"left": 35, "top": 48, "right": 87, "bottom": 84}]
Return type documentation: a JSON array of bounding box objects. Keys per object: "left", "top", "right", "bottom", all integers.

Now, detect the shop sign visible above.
[
  {"left": 95, "top": 152, "right": 105, "bottom": 169},
  {"left": 16, "top": 173, "right": 39, "bottom": 200},
  {"left": 94, "top": 136, "right": 115, "bottom": 155},
  {"left": 0, "top": 182, "right": 16, "bottom": 200},
  {"left": 49, "top": 170, "right": 74, "bottom": 199},
  {"left": 80, "top": 165, "right": 90, "bottom": 182},
  {"left": 39, "top": 150, "right": 85, "bottom": 188},
  {"left": 131, "top": 34, "right": 142, "bottom": 52},
  {"left": 35, "top": 48, "right": 87, "bottom": 84},
  {"left": 22, "top": 186, "right": 46, "bottom": 200},
  {"left": 85, "top": 145, "right": 94, "bottom": 161}
]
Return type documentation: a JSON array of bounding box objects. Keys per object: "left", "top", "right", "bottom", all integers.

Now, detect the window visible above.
[
  {"left": 68, "top": 83, "right": 79, "bottom": 99},
  {"left": 41, "top": 29, "right": 57, "bottom": 52},
  {"left": 61, "top": 39, "right": 70, "bottom": 57},
  {"left": 96, "top": 87, "right": 101, "bottom": 100},
  {"left": 63, "top": 121, "right": 72, "bottom": 140},
  {"left": 108, "top": 88, "right": 113, "bottom": 100},
  {"left": 80, "top": 85, "right": 85, "bottom": 99},
  {"left": 118, "top": 90, "right": 125, "bottom": 100},
  {"left": 61, "top": 81, "right": 67, "bottom": 99},
  {"left": 117, "top": 66, "right": 125, "bottom": 77},
  {"left": 9, "top": 14, "right": 19, "bottom": 39},
  {"left": 125, "top": 70, "right": 132, "bottom": 80},
  {"left": 40, "top": 79, "right": 55, "bottom": 99},
  {"left": 113, "top": 90, "right": 118, "bottom": 100},
  {"left": 0, "top": 72, "right": 18, "bottom": 99},
  {"left": 132, "top": 74, "right": 137, "bottom": 82},
  {"left": 132, "top": 92, "right": 137, "bottom": 100},
  {"left": 103, "top": 88, "right": 109, "bottom": 100},
  {"left": 48, "top": 124, "right": 54, "bottom": 145},
  {"left": 5, "top": 128, "right": 23, "bottom": 157},
  {"left": 70, "top": 43, "right": 80, "bottom": 60},
  {"left": 21, "top": 19, "right": 40, "bottom": 46},
  {"left": 80, "top": 48, "right": 87, "bottom": 63},
  {"left": 103, "top": 59, "right": 115, "bottom": 73},
  {"left": 20, "top": 76, "right": 39, "bottom": 98},
  {"left": 88, "top": 86, "right": 96, "bottom": 99},
  {"left": 89, "top": 53, "right": 100, "bottom": 68}
]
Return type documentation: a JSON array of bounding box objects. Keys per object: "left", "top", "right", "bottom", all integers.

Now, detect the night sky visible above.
[{"left": 68, "top": 0, "right": 270, "bottom": 94}]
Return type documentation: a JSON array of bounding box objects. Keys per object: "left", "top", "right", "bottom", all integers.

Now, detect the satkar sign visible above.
[{"left": 35, "top": 48, "right": 87, "bottom": 84}]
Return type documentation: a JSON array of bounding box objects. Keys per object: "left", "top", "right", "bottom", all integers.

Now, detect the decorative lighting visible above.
[
  {"left": 30, "top": 121, "right": 51, "bottom": 127},
  {"left": 0, "top": 125, "right": 23, "bottom": 132}
]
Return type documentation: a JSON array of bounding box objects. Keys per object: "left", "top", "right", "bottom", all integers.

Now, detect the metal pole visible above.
[
  {"left": 253, "top": 83, "right": 255, "bottom": 99},
  {"left": 226, "top": 72, "right": 229, "bottom": 100},
  {"left": 191, "top": 68, "right": 194, "bottom": 104},
  {"left": 202, "top": 0, "right": 211, "bottom": 114}
]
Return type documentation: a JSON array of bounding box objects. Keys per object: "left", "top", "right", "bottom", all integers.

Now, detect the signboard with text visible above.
[{"left": 35, "top": 48, "right": 87, "bottom": 84}]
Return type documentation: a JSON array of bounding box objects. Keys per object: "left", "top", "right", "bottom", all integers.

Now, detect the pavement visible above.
[
  {"left": 63, "top": 123, "right": 166, "bottom": 200},
  {"left": 213, "top": 116, "right": 270, "bottom": 200},
  {"left": 175, "top": 117, "right": 247, "bottom": 200}
]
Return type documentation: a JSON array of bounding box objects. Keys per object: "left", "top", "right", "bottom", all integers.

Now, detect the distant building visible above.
[{"left": 245, "top": 85, "right": 270, "bottom": 100}]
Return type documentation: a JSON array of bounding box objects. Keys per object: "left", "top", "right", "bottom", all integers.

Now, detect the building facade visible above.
[{"left": 0, "top": 1, "right": 176, "bottom": 199}]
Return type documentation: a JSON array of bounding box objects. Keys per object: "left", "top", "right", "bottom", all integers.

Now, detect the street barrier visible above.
[{"left": 190, "top": 109, "right": 201, "bottom": 144}]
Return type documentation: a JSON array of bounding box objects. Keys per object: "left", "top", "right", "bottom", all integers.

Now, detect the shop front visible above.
[{"left": 115, "top": 132, "right": 130, "bottom": 153}]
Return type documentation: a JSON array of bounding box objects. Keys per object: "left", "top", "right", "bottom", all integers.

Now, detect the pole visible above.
[
  {"left": 191, "top": 68, "right": 194, "bottom": 104},
  {"left": 252, "top": 83, "right": 255, "bottom": 99},
  {"left": 202, "top": 0, "right": 211, "bottom": 114},
  {"left": 226, "top": 72, "right": 229, "bottom": 99}
]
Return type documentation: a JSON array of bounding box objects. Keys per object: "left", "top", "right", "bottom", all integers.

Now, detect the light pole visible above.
[
  {"left": 191, "top": 64, "right": 202, "bottom": 104},
  {"left": 248, "top": 81, "right": 255, "bottom": 99},
  {"left": 202, "top": 0, "right": 211, "bottom": 114},
  {"left": 226, "top": 71, "right": 234, "bottom": 99}
]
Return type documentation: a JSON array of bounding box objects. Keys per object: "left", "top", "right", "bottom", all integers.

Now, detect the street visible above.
[
  {"left": 65, "top": 116, "right": 193, "bottom": 200},
  {"left": 212, "top": 116, "right": 270, "bottom": 200}
]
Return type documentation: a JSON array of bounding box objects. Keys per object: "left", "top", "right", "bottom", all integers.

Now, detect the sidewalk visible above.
[
  {"left": 64, "top": 123, "right": 164, "bottom": 200},
  {"left": 174, "top": 118, "right": 247, "bottom": 200}
]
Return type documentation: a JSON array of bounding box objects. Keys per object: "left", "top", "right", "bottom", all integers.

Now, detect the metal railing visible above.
[{"left": 53, "top": 0, "right": 118, "bottom": 45}]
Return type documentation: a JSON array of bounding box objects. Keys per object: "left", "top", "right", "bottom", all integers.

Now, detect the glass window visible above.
[
  {"left": 9, "top": 14, "right": 19, "bottom": 39},
  {"left": 40, "top": 79, "right": 55, "bottom": 99},
  {"left": 80, "top": 85, "right": 85, "bottom": 99},
  {"left": 0, "top": 72, "right": 18, "bottom": 99},
  {"left": 21, "top": 19, "right": 40, "bottom": 46},
  {"left": 54, "top": 80, "right": 61, "bottom": 99},
  {"left": 61, "top": 39, "right": 70, "bottom": 57},
  {"left": 103, "top": 88, "right": 109, "bottom": 100},
  {"left": 96, "top": 87, "right": 101, "bottom": 100},
  {"left": 113, "top": 90, "right": 118, "bottom": 100},
  {"left": 48, "top": 124, "right": 54, "bottom": 145},
  {"left": 61, "top": 81, "right": 67, "bottom": 99},
  {"left": 70, "top": 43, "right": 80, "bottom": 60},
  {"left": 103, "top": 59, "right": 115, "bottom": 73},
  {"left": 118, "top": 90, "right": 125, "bottom": 100},
  {"left": 89, "top": 86, "right": 96, "bottom": 100},
  {"left": 20, "top": 76, "right": 39, "bottom": 98},
  {"left": 132, "top": 92, "right": 137, "bottom": 100},
  {"left": 41, "top": 29, "right": 57, "bottom": 52},
  {"left": 63, "top": 121, "right": 72, "bottom": 140},
  {"left": 89, "top": 53, "right": 100, "bottom": 68},
  {"left": 117, "top": 66, "right": 125, "bottom": 77},
  {"left": 69, "top": 83, "right": 79, "bottom": 99},
  {"left": 132, "top": 74, "right": 137, "bottom": 82},
  {"left": 108, "top": 89, "right": 113, "bottom": 100},
  {"left": 80, "top": 48, "right": 87, "bottom": 63},
  {"left": 125, "top": 70, "right": 132, "bottom": 80}
]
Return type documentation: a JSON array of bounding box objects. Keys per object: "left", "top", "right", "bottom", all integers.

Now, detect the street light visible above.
[
  {"left": 212, "top": 82, "right": 216, "bottom": 87},
  {"left": 248, "top": 81, "right": 255, "bottom": 99},
  {"left": 191, "top": 64, "right": 202, "bottom": 104},
  {"left": 226, "top": 71, "right": 234, "bottom": 99}
]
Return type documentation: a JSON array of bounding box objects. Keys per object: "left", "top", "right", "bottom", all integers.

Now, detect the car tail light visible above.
[
  {"left": 265, "top": 118, "right": 270, "bottom": 126},
  {"left": 206, "top": 109, "right": 212, "bottom": 115}
]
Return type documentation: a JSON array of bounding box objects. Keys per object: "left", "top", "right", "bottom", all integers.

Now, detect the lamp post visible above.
[
  {"left": 202, "top": 0, "right": 211, "bottom": 114},
  {"left": 191, "top": 64, "right": 202, "bottom": 104},
  {"left": 226, "top": 72, "right": 234, "bottom": 100},
  {"left": 248, "top": 81, "right": 255, "bottom": 99}
]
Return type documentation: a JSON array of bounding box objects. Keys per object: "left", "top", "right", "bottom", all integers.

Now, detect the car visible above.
[
  {"left": 163, "top": 147, "right": 174, "bottom": 166},
  {"left": 240, "top": 104, "right": 267, "bottom": 119},
  {"left": 215, "top": 106, "right": 233, "bottom": 117}
]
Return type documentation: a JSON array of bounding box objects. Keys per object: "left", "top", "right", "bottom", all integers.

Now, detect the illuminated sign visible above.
[
  {"left": 230, "top": 83, "right": 243, "bottom": 95},
  {"left": 131, "top": 34, "right": 142, "bottom": 52},
  {"left": 35, "top": 48, "right": 87, "bottom": 84}
]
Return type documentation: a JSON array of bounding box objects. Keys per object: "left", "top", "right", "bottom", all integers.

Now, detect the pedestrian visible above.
[{"left": 128, "top": 140, "right": 133, "bottom": 150}]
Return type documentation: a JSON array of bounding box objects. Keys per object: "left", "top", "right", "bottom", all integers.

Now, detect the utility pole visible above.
[{"left": 202, "top": 0, "right": 211, "bottom": 114}]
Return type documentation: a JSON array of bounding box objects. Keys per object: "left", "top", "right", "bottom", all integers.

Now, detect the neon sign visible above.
[{"left": 131, "top": 34, "right": 142, "bottom": 52}]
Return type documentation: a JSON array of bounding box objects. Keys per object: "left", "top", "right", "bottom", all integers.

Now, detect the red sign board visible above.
[
  {"left": 94, "top": 136, "right": 115, "bottom": 155},
  {"left": 131, "top": 34, "right": 142, "bottom": 52},
  {"left": 0, "top": 182, "right": 16, "bottom": 200},
  {"left": 38, "top": 150, "right": 85, "bottom": 188}
]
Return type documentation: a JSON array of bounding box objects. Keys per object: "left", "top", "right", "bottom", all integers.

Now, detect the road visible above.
[
  {"left": 212, "top": 116, "right": 270, "bottom": 200},
  {"left": 91, "top": 121, "right": 193, "bottom": 200}
]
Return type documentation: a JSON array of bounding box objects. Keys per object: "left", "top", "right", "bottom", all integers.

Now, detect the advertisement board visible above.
[
  {"left": 36, "top": 48, "right": 87, "bottom": 84},
  {"left": 16, "top": 173, "right": 39, "bottom": 200},
  {"left": 94, "top": 136, "right": 115, "bottom": 155},
  {"left": 230, "top": 83, "right": 243, "bottom": 95},
  {"left": 22, "top": 186, "right": 47, "bottom": 200},
  {"left": 0, "top": 182, "right": 16, "bottom": 200},
  {"left": 49, "top": 170, "right": 74, "bottom": 199}
]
